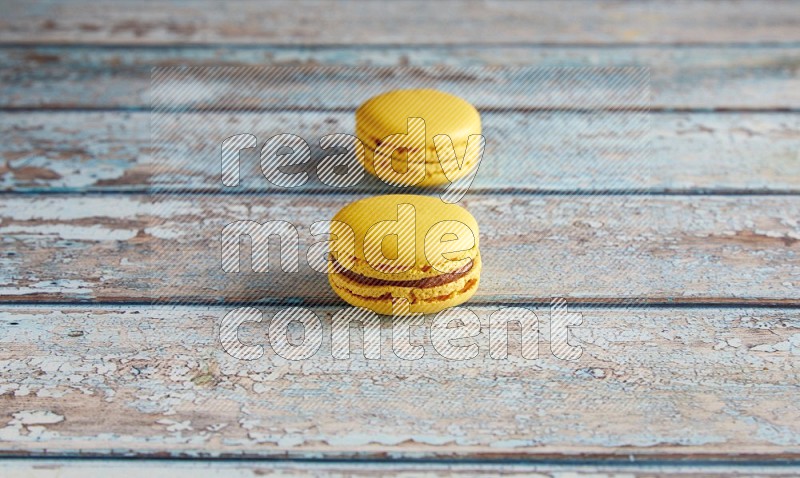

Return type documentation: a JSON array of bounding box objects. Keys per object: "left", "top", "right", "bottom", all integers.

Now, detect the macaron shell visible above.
[
  {"left": 330, "top": 194, "right": 479, "bottom": 281},
  {"left": 356, "top": 89, "right": 481, "bottom": 187},
  {"left": 356, "top": 89, "right": 481, "bottom": 151},
  {"left": 329, "top": 253, "right": 482, "bottom": 315}
]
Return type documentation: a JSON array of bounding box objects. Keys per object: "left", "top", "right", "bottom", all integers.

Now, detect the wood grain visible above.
[
  {"left": 2, "top": 0, "right": 798, "bottom": 470},
  {"left": 2, "top": 46, "right": 800, "bottom": 109},
  {"left": 2, "top": 1, "right": 799, "bottom": 45},
  {"left": 4, "top": 111, "right": 798, "bottom": 193},
  {"left": 3, "top": 459, "right": 800, "bottom": 477},
  {"left": 1, "top": 194, "right": 797, "bottom": 304},
  {"left": 0, "top": 305, "right": 799, "bottom": 459}
]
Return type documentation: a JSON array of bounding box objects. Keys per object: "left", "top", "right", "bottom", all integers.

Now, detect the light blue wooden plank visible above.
[{"left": 1, "top": 46, "right": 799, "bottom": 109}]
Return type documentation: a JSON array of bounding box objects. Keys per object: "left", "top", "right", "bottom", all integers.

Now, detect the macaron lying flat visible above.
[
  {"left": 328, "top": 194, "right": 481, "bottom": 315},
  {"left": 355, "top": 89, "right": 482, "bottom": 187}
]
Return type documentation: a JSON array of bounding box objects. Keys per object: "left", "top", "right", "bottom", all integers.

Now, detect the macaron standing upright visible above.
[
  {"left": 355, "top": 88, "right": 482, "bottom": 187},
  {"left": 328, "top": 194, "right": 481, "bottom": 315}
]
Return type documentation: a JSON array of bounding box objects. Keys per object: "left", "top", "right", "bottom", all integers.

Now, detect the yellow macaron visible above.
[
  {"left": 328, "top": 194, "right": 481, "bottom": 315},
  {"left": 355, "top": 89, "right": 482, "bottom": 187}
]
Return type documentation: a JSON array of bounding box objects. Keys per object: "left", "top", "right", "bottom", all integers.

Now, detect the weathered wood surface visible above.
[
  {"left": 1, "top": 194, "right": 798, "bottom": 304},
  {"left": 3, "top": 46, "right": 800, "bottom": 109},
  {"left": 0, "top": 305, "right": 799, "bottom": 459},
  {"left": 3, "top": 0, "right": 799, "bottom": 469},
  {"left": 2, "top": 1, "right": 799, "bottom": 45},
  {"left": 4, "top": 460, "right": 800, "bottom": 478},
  {"left": 4, "top": 111, "right": 798, "bottom": 193}
]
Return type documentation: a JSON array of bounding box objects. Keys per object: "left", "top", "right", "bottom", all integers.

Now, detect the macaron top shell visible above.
[
  {"left": 355, "top": 88, "right": 481, "bottom": 154},
  {"left": 330, "top": 194, "right": 479, "bottom": 281}
]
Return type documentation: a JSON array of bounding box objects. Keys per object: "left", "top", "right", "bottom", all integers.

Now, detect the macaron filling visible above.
[{"left": 332, "top": 257, "right": 474, "bottom": 288}]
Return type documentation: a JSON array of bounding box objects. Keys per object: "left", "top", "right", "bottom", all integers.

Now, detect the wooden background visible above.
[{"left": 1, "top": 1, "right": 799, "bottom": 476}]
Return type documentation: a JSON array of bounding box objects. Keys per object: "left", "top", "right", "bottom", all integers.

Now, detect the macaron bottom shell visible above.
[{"left": 328, "top": 253, "right": 482, "bottom": 316}]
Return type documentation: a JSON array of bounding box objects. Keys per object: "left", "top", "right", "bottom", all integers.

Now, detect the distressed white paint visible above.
[{"left": 0, "top": 305, "right": 798, "bottom": 459}]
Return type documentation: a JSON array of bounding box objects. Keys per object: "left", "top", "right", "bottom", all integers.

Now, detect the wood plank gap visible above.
[
  {"left": 4, "top": 41, "right": 800, "bottom": 49},
  {"left": 2, "top": 189, "right": 799, "bottom": 197},
  {"left": 1, "top": 454, "right": 800, "bottom": 467},
  {"left": 5, "top": 300, "right": 800, "bottom": 309},
  {"left": 3, "top": 106, "right": 800, "bottom": 114}
]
